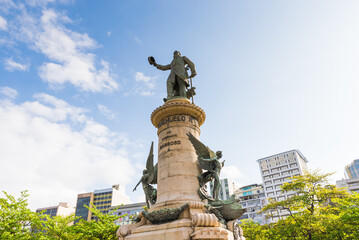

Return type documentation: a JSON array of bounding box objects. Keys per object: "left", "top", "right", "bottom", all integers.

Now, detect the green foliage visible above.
[
  {"left": 72, "top": 204, "right": 121, "bottom": 240},
  {"left": 0, "top": 191, "right": 123, "bottom": 240},
  {"left": 0, "top": 191, "right": 36, "bottom": 240},
  {"left": 242, "top": 171, "right": 359, "bottom": 240}
]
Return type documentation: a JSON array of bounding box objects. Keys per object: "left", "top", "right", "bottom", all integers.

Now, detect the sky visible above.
[{"left": 1, "top": 0, "right": 359, "bottom": 210}]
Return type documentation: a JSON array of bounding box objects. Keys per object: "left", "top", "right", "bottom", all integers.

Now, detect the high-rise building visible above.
[
  {"left": 257, "top": 149, "right": 308, "bottom": 221},
  {"left": 235, "top": 184, "right": 266, "bottom": 224},
  {"left": 111, "top": 202, "right": 146, "bottom": 226},
  {"left": 344, "top": 159, "right": 359, "bottom": 179},
  {"left": 75, "top": 184, "right": 129, "bottom": 222},
  {"left": 74, "top": 192, "right": 94, "bottom": 223},
  {"left": 208, "top": 178, "right": 235, "bottom": 200},
  {"left": 336, "top": 159, "right": 359, "bottom": 193},
  {"left": 36, "top": 202, "right": 75, "bottom": 218}
]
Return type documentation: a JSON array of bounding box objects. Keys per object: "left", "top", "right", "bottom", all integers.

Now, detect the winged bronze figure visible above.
[
  {"left": 133, "top": 142, "right": 158, "bottom": 208},
  {"left": 187, "top": 132, "right": 225, "bottom": 200}
]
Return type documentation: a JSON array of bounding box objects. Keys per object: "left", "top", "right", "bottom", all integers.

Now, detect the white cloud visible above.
[
  {"left": 5, "top": 58, "right": 29, "bottom": 71},
  {"left": 0, "top": 86, "right": 18, "bottom": 99},
  {"left": 221, "top": 165, "right": 244, "bottom": 188},
  {"left": 107, "top": 31, "right": 111, "bottom": 36},
  {"left": 131, "top": 72, "right": 156, "bottom": 96},
  {"left": 0, "top": 94, "right": 134, "bottom": 209},
  {"left": 0, "top": 15, "right": 7, "bottom": 30},
  {"left": 98, "top": 104, "right": 115, "bottom": 120},
  {"left": 7, "top": 7, "right": 118, "bottom": 92},
  {"left": 33, "top": 10, "right": 119, "bottom": 92},
  {"left": 25, "top": 0, "right": 55, "bottom": 6}
]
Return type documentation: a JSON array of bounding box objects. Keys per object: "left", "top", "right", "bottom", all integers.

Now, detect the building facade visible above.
[
  {"left": 336, "top": 177, "right": 359, "bottom": 193},
  {"left": 36, "top": 202, "right": 75, "bottom": 218},
  {"left": 208, "top": 178, "right": 235, "bottom": 200},
  {"left": 336, "top": 160, "right": 359, "bottom": 193},
  {"left": 257, "top": 149, "right": 309, "bottom": 222},
  {"left": 111, "top": 202, "right": 146, "bottom": 226},
  {"left": 235, "top": 184, "right": 266, "bottom": 224},
  {"left": 75, "top": 184, "right": 129, "bottom": 222},
  {"left": 344, "top": 159, "right": 359, "bottom": 179}
]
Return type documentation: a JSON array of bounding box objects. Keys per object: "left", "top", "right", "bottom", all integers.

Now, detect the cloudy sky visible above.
[{"left": 1, "top": 0, "right": 359, "bottom": 210}]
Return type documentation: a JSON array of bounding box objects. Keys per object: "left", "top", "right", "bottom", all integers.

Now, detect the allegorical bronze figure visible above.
[
  {"left": 148, "top": 51, "right": 196, "bottom": 102},
  {"left": 133, "top": 142, "right": 158, "bottom": 208},
  {"left": 187, "top": 132, "right": 225, "bottom": 200}
]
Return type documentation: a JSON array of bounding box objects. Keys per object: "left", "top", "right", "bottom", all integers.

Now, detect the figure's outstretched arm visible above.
[
  {"left": 200, "top": 156, "right": 217, "bottom": 163},
  {"left": 133, "top": 178, "right": 143, "bottom": 191},
  {"left": 156, "top": 64, "right": 171, "bottom": 71}
]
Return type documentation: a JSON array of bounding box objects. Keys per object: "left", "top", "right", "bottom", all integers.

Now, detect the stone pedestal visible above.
[
  {"left": 151, "top": 98, "right": 206, "bottom": 210},
  {"left": 118, "top": 99, "right": 237, "bottom": 240}
]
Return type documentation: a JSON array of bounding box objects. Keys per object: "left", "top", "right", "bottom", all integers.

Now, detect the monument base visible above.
[
  {"left": 119, "top": 219, "right": 234, "bottom": 240},
  {"left": 117, "top": 203, "right": 240, "bottom": 240}
]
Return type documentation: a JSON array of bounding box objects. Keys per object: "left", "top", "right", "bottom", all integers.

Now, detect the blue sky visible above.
[{"left": 1, "top": 0, "right": 359, "bottom": 209}]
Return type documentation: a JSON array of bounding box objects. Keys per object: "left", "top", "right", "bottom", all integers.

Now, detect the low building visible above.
[
  {"left": 36, "top": 202, "right": 75, "bottom": 218},
  {"left": 336, "top": 177, "right": 359, "bottom": 193},
  {"left": 111, "top": 202, "right": 146, "bottom": 226},
  {"left": 235, "top": 184, "right": 266, "bottom": 225}
]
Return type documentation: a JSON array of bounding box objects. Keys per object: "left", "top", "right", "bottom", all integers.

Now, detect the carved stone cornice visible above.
[{"left": 151, "top": 98, "right": 206, "bottom": 128}]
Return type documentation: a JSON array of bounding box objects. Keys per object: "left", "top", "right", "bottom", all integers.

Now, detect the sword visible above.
[
  {"left": 186, "top": 66, "right": 195, "bottom": 104},
  {"left": 190, "top": 77, "right": 194, "bottom": 104}
]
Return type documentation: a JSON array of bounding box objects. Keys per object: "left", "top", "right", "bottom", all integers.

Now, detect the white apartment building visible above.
[
  {"left": 257, "top": 149, "right": 308, "bottom": 221},
  {"left": 235, "top": 184, "right": 266, "bottom": 224}
]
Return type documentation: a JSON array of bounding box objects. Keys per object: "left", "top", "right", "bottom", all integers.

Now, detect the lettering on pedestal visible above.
[
  {"left": 159, "top": 140, "right": 181, "bottom": 150},
  {"left": 162, "top": 134, "right": 177, "bottom": 141},
  {"left": 158, "top": 115, "right": 198, "bottom": 128}
]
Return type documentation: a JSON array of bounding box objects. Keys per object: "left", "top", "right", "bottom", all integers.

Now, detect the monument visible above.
[{"left": 117, "top": 51, "right": 245, "bottom": 240}]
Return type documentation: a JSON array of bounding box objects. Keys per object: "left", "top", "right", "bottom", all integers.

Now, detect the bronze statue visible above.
[
  {"left": 187, "top": 132, "right": 225, "bottom": 200},
  {"left": 148, "top": 51, "right": 196, "bottom": 102},
  {"left": 133, "top": 142, "right": 158, "bottom": 208}
]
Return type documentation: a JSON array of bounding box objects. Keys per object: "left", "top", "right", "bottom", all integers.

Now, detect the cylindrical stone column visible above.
[{"left": 150, "top": 98, "right": 206, "bottom": 210}]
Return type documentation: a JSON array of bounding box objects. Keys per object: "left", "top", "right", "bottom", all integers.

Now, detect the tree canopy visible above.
[
  {"left": 0, "top": 191, "right": 123, "bottom": 240},
  {"left": 241, "top": 171, "right": 359, "bottom": 240}
]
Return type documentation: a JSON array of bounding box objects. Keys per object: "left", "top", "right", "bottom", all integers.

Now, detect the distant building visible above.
[
  {"left": 336, "top": 177, "right": 359, "bottom": 193},
  {"left": 235, "top": 184, "right": 266, "bottom": 225},
  {"left": 336, "top": 159, "right": 359, "bottom": 193},
  {"left": 111, "top": 202, "right": 146, "bottom": 226},
  {"left": 208, "top": 178, "right": 235, "bottom": 200},
  {"left": 257, "top": 149, "right": 309, "bottom": 222},
  {"left": 74, "top": 184, "right": 129, "bottom": 223},
  {"left": 345, "top": 159, "right": 359, "bottom": 179},
  {"left": 74, "top": 192, "right": 94, "bottom": 223},
  {"left": 36, "top": 202, "right": 75, "bottom": 218}
]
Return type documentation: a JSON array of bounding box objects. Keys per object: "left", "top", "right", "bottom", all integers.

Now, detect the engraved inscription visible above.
[
  {"left": 159, "top": 140, "right": 181, "bottom": 149},
  {"left": 162, "top": 134, "right": 177, "bottom": 141},
  {"left": 158, "top": 115, "right": 198, "bottom": 128}
]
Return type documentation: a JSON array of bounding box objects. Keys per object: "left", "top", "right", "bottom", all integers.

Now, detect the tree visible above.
[
  {"left": 0, "top": 191, "right": 36, "bottom": 240},
  {"left": 258, "top": 171, "right": 354, "bottom": 240},
  {"left": 0, "top": 191, "right": 126, "bottom": 240},
  {"left": 71, "top": 204, "right": 122, "bottom": 240}
]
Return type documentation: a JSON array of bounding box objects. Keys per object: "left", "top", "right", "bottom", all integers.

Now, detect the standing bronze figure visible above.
[
  {"left": 133, "top": 142, "right": 158, "bottom": 208},
  {"left": 148, "top": 51, "right": 196, "bottom": 102}
]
